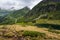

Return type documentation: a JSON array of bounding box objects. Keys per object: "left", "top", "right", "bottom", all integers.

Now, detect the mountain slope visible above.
[
  {"left": 0, "top": 9, "right": 12, "bottom": 16},
  {"left": 24, "top": 0, "right": 60, "bottom": 21},
  {"left": 0, "top": 7, "right": 30, "bottom": 24},
  {"left": 10, "top": 7, "right": 30, "bottom": 18}
]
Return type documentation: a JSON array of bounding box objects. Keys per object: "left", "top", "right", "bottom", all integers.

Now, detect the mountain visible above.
[
  {"left": 0, "top": 9, "right": 12, "bottom": 16},
  {"left": 43, "top": 0, "right": 60, "bottom": 2},
  {"left": 10, "top": 7, "right": 30, "bottom": 18},
  {"left": 0, "top": 7, "right": 30, "bottom": 24},
  {"left": 24, "top": 0, "right": 60, "bottom": 21}
]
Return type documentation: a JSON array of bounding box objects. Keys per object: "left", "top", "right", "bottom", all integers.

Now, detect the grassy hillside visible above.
[
  {"left": 10, "top": 7, "right": 30, "bottom": 18},
  {"left": 0, "top": 7, "right": 30, "bottom": 24},
  {"left": 24, "top": 0, "right": 60, "bottom": 21}
]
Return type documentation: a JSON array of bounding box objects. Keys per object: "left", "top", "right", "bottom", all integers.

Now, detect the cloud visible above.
[{"left": 0, "top": 0, "right": 42, "bottom": 10}]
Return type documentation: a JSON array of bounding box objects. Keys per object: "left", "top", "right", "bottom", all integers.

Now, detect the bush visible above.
[{"left": 23, "top": 31, "right": 46, "bottom": 37}]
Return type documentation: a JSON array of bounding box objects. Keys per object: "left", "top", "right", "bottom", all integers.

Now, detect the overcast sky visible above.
[{"left": 0, "top": 0, "right": 42, "bottom": 10}]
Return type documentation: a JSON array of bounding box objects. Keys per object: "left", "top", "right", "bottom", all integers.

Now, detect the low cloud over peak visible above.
[{"left": 0, "top": 0, "right": 42, "bottom": 10}]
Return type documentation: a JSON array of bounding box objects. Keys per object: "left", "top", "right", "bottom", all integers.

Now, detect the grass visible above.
[
  {"left": 36, "top": 19, "right": 60, "bottom": 25},
  {"left": 23, "top": 31, "right": 46, "bottom": 37},
  {"left": 0, "top": 24, "right": 60, "bottom": 40},
  {"left": 48, "top": 29, "right": 60, "bottom": 34},
  {"left": 16, "top": 22, "right": 35, "bottom": 26}
]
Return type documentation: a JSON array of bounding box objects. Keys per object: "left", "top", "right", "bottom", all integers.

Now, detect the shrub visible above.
[{"left": 23, "top": 31, "right": 46, "bottom": 37}]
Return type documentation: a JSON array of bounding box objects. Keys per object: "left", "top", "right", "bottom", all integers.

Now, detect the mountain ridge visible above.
[
  {"left": 24, "top": 0, "right": 60, "bottom": 21},
  {"left": 0, "top": 7, "right": 30, "bottom": 24}
]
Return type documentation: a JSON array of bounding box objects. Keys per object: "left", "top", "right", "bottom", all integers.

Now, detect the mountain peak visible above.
[{"left": 22, "top": 6, "right": 30, "bottom": 10}]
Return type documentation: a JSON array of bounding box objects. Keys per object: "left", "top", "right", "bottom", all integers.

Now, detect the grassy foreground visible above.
[{"left": 0, "top": 24, "right": 60, "bottom": 40}]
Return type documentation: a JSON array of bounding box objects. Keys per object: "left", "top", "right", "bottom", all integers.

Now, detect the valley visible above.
[{"left": 0, "top": 0, "right": 60, "bottom": 40}]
